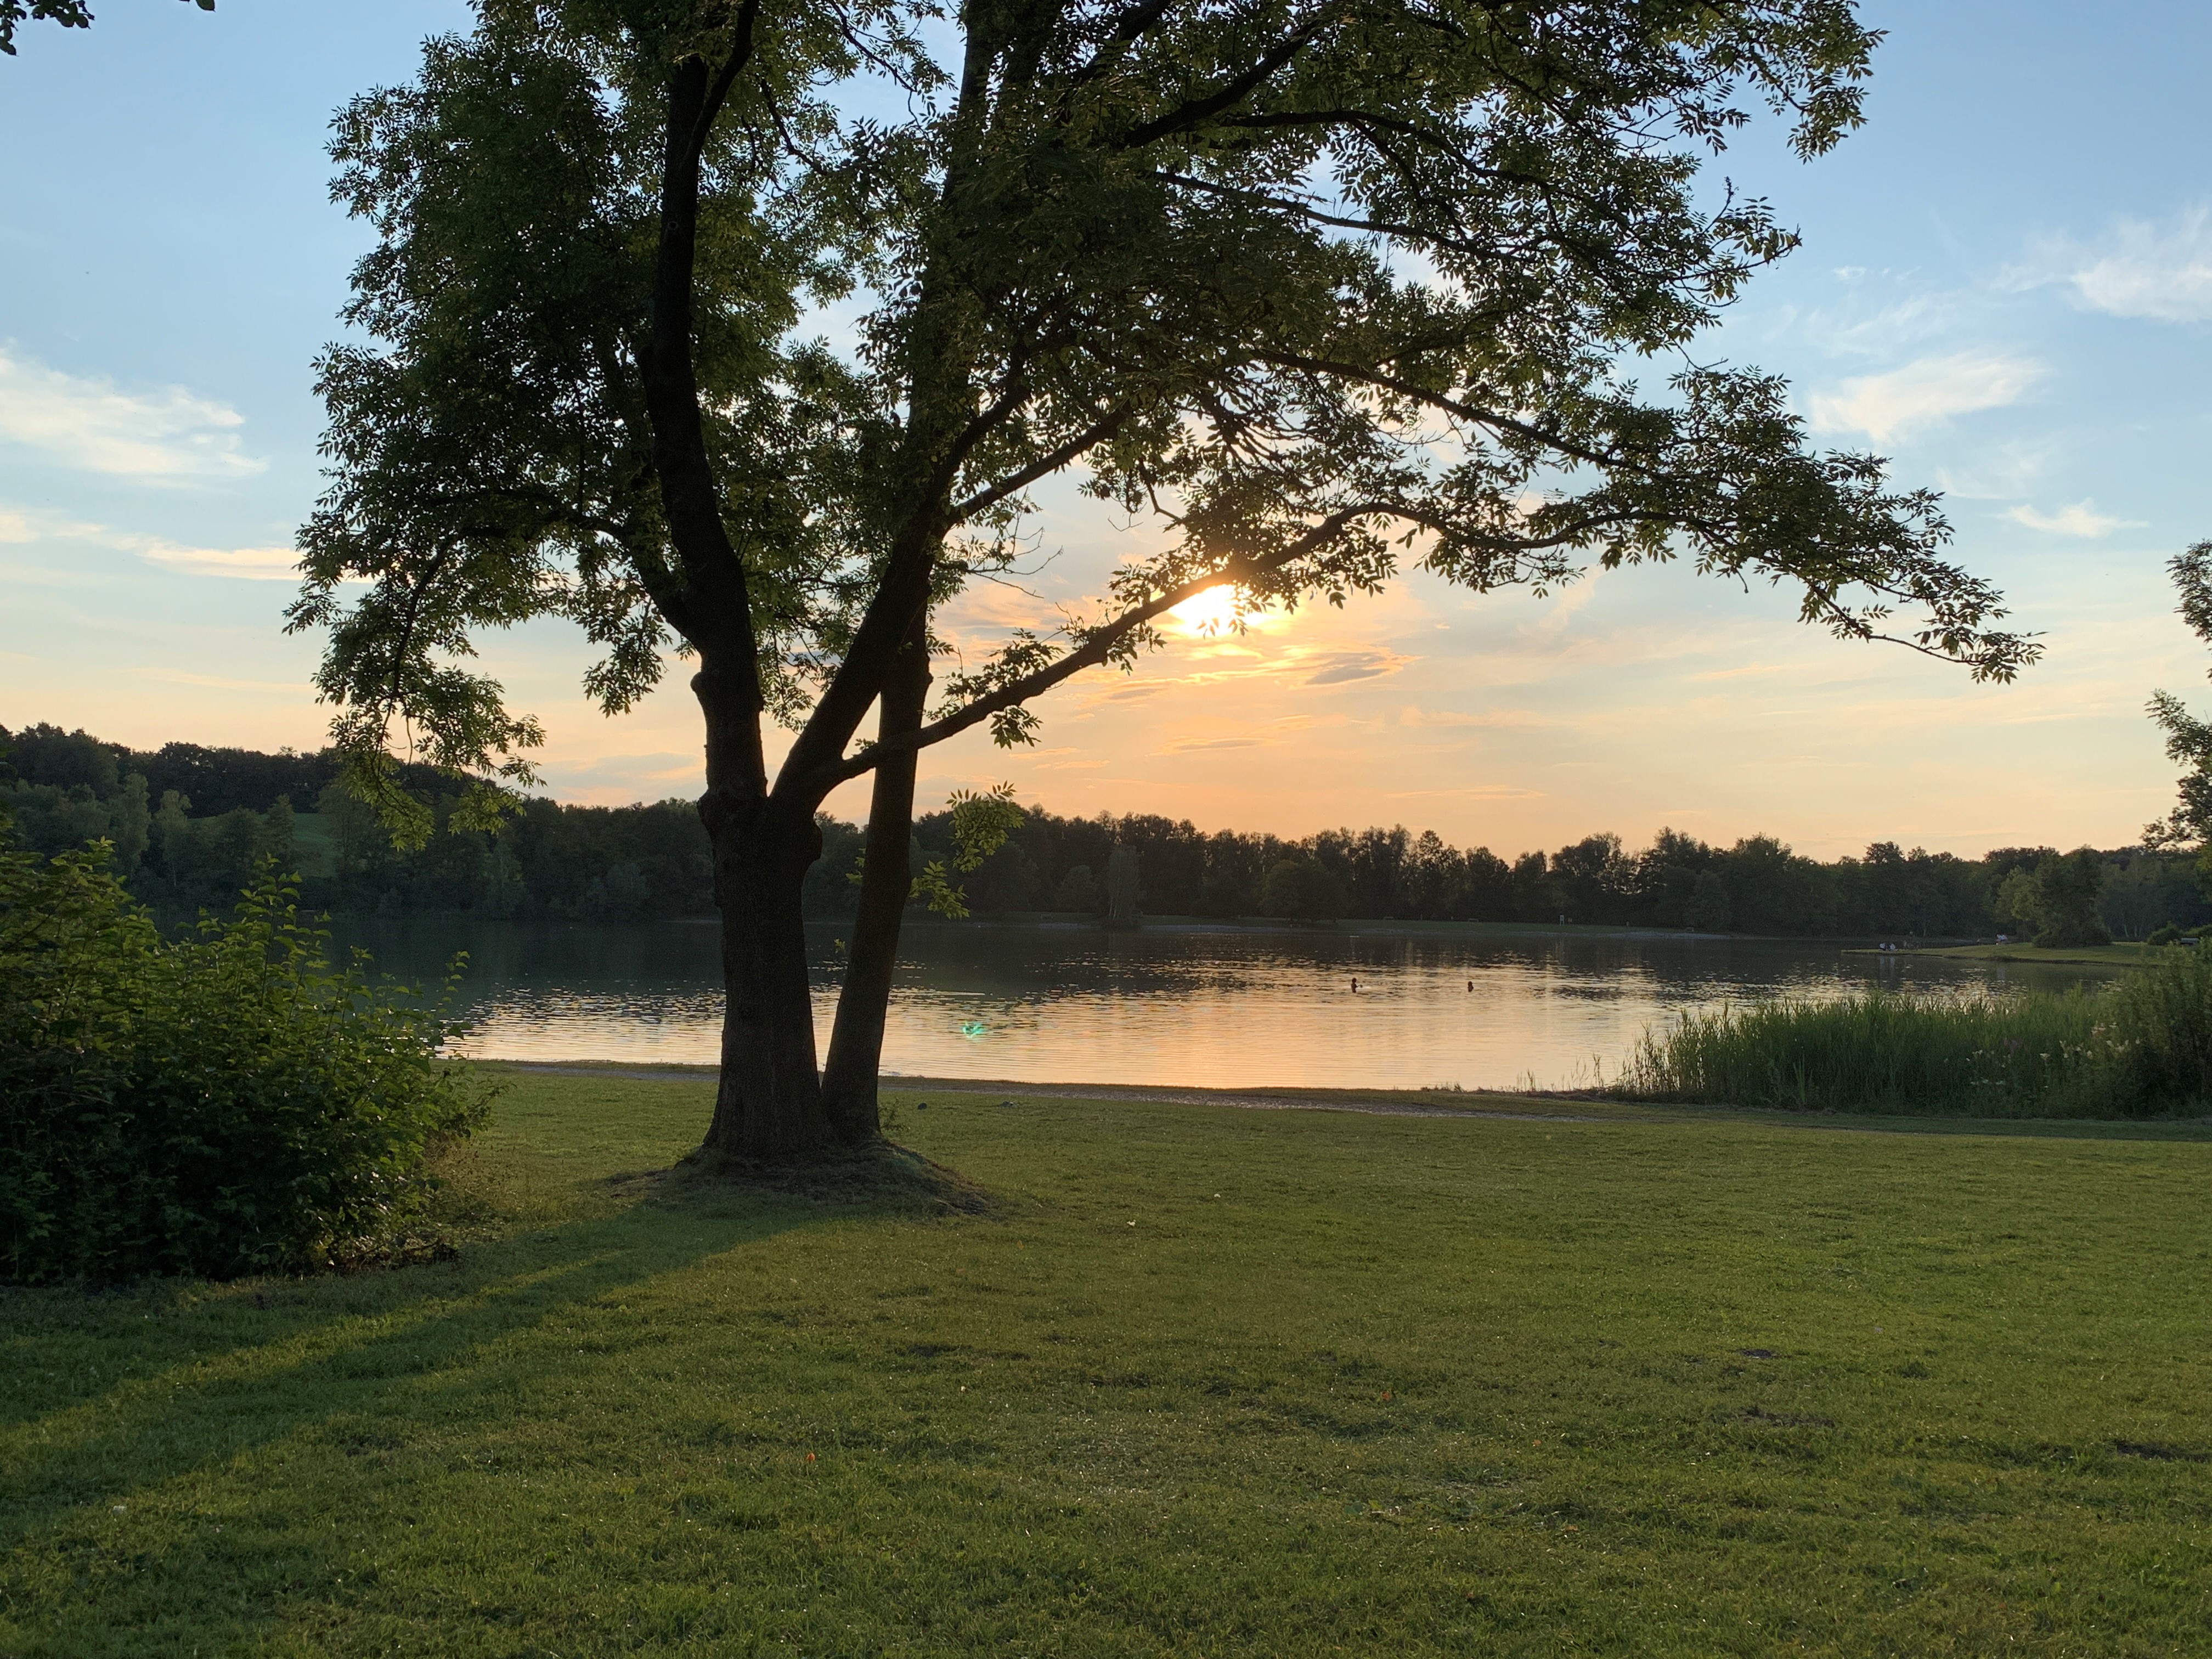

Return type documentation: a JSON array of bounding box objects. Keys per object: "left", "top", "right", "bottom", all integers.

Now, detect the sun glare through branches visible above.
[{"left": 1169, "top": 586, "right": 1281, "bottom": 638}]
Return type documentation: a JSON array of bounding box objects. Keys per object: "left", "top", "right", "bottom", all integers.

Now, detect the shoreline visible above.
[
  {"left": 1844, "top": 941, "right": 2161, "bottom": 968},
  {"left": 475, "top": 1059, "right": 2212, "bottom": 1141},
  {"left": 360, "top": 910, "right": 1990, "bottom": 948}
]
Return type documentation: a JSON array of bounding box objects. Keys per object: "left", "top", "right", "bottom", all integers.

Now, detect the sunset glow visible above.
[
  {"left": 1170, "top": 585, "right": 1265, "bottom": 637},
  {"left": 3, "top": 4, "right": 2207, "bottom": 865}
]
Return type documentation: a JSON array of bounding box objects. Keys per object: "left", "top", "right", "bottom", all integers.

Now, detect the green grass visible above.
[{"left": 6, "top": 1069, "right": 2212, "bottom": 1656}]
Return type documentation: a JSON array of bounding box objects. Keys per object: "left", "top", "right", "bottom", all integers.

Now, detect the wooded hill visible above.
[{"left": 4, "top": 723, "right": 2203, "bottom": 939}]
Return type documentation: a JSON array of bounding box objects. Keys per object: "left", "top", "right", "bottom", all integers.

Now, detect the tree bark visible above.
[
  {"left": 695, "top": 662, "right": 829, "bottom": 1163},
  {"left": 639, "top": 49, "right": 835, "bottom": 1163},
  {"left": 820, "top": 614, "right": 932, "bottom": 1143}
]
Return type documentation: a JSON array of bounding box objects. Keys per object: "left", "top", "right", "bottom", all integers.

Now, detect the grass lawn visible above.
[{"left": 5, "top": 1070, "right": 2212, "bottom": 1656}]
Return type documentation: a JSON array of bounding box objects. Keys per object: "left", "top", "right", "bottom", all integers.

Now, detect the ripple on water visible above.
[{"left": 322, "top": 918, "right": 2119, "bottom": 1092}]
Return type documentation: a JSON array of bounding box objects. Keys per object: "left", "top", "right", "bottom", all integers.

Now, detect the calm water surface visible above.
[{"left": 326, "top": 919, "right": 2120, "bottom": 1092}]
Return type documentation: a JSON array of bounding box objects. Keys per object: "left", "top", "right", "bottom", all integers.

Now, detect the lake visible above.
[{"left": 324, "top": 918, "right": 2120, "bottom": 1092}]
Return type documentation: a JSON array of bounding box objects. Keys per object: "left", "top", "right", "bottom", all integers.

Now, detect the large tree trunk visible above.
[
  {"left": 694, "top": 665, "right": 829, "bottom": 1163},
  {"left": 820, "top": 616, "right": 932, "bottom": 1143}
]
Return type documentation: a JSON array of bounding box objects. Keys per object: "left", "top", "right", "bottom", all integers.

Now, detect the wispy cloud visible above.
[
  {"left": 1398, "top": 705, "right": 1548, "bottom": 727},
  {"left": 2011, "top": 206, "right": 2212, "bottom": 324},
  {"left": 140, "top": 668, "right": 308, "bottom": 693},
  {"left": 1385, "top": 785, "right": 1544, "bottom": 800},
  {"left": 128, "top": 539, "right": 300, "bottom": 580},
  {"left": 1297, "top": 647, "right": 1410, "bottom": 686},
  {"left": 0, "top": 346, "right": 266, "bottom": 479},
  {"left": 1808, "top": 351, "right": 2044, "bottom": 443},
  {"left": 0, "top": 503, "right": 300, "bottom": 580},
  {"left": 1933, "top": 438, "right": 2056, "bottom": 501},
  {"left": 1078, "top": 680, "right": 1168, "bottom": 710},
  {"left": 2006, "top": 499, "right": 2146, "bottom": 538},
  {"left": 1685, "top": 662, "right": 1790, "bottom": 683},
  {"left": 0, "top": 505, "right": 102, "bottom": 545}
]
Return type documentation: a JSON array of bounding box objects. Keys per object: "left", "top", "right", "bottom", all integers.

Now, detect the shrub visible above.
[{"left": 1, "top": 843, "right": 489, "bottom": 1283}]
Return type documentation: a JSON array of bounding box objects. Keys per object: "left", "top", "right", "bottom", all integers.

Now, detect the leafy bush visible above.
[
  {"left": 1617, "top": 953, "right": 2212, "bottom": 1118},
  {"left": 1, "top": 842, "right": 489, "bottom": 1283}
]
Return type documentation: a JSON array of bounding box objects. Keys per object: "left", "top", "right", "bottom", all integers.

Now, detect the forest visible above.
[{"left": 5, "top": 721, "right": 2203, "bottom": 941}]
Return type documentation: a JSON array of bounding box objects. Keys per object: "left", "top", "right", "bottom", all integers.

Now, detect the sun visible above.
[{"left": 1169, "top": 585, "right": 1252, "bottom": 637}]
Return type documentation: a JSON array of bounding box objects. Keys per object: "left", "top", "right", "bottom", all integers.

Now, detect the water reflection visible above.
[{"left": 325, "top": 918, "right": 2119, "bottom": 1092}]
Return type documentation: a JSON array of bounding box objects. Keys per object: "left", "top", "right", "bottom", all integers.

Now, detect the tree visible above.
[
  {"left": 2147, "top": 541, "right": 2212, "bottom": 882},
  {"left": 1259, "top": 855, "right": 1347, "bottom": 923},
  {"left": 1552, "top": 832, "right": 1628, "bottom": 924},
  {"left": 1104, "top": 847, "right": 1142, "bottom": 929},
  {"left": 1685, "top": 870, "right": 1731, "bottom": 933},
  {"left": 1632, "top": 826, "right": 1713, "bottom": 926},
  {"left": 1719, "top": 834, "right": 1836, "bottom": 936},
  {"left": 1457, "top": 847, "right": 1514, "bottom": 920},
  {"left": 0, "top": 0, "right": 209, "bottom": 56},
  {"left": 1509, "top": 851, "right": 1556, "bottom": 922},
  {"left": 298, "top": 0, "right": 2039, "bottom": 1162},
  {"left": 1053, "top": 864, "right": 1100, "bottom": 913},
  {"left": 2017, "top": 849, "right": 2114, "bottom": 955}
]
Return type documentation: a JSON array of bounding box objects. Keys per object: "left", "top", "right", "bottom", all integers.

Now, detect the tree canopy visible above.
[
  {"left": 300, "top": 0, "right": 2035, "bottom": 802},
  {"left": 0, "top": 0, "right": 210, "bottom": 56},
  {"left": 292, "top": 0, "right": 2041, "bottom": 1156},
  {"left": 2147, "top": 540, "right": 2212, "bottom": 856}
]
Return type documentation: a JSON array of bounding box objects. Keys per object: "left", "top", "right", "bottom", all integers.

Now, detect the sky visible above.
[{"left": 3, "top": 0, "right": 2210, "bottom": 860}]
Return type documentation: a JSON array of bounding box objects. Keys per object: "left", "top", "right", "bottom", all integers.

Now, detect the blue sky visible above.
[{"left": 3, "top": 0, "right": 2210, "bottom": 858}]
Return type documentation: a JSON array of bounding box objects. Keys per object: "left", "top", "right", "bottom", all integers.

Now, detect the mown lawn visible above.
[{"left": 5, "top": 1069, "right": 2211, "bottom": 1657}]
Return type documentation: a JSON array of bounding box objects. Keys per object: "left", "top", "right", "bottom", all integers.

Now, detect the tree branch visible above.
[
  {"left": 795, "top": 510, "right": 1370, "bottom": 799},
  {"left": 1063, "top": 0, "right": 1180, "bottom": 86},
  {"left": 1111, "top": 5, "right": 1340, "bottom": 150},
  {"left": 1254, "top": 348, "right": 1637, "bottom": 472},
  {"left": 950, "top": 405, "right": 1135, "bottom": 522},
  {"left": 692, "top": 0, "right": 764, "bottom": 165}
]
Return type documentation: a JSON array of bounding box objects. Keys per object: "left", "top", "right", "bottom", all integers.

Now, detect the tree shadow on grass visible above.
[
  {"left": 674, "top": 1136, "right": 1000, "bottom": 1215},
  {"left": 0, "top": 1150, "right": 984, "bottom": 1565},
  {"left": 1720, "top": 1107, "right": 2212, "bottom": 1143}
]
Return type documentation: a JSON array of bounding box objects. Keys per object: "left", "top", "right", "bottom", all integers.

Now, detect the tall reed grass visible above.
[{"left": 1616, "top": 948, "right": 2212, "bottom": 1118}]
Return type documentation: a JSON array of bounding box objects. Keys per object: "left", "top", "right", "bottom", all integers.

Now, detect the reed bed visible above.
[{"left": 1616, "top": 948, "right": 2212, "bottom": 1118}]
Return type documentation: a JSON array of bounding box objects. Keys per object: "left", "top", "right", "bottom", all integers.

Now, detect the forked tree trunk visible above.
[
  {"left": 820, "top": 617, "right": 932, "bottom": 1143},
  {"left": 693, "top": 670, "right": 829, "bottom": 1163}
]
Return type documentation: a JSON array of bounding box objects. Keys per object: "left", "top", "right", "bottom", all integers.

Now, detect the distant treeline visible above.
[{"left": 4, "top": 721, "right": 2207, "bottom": 940}]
